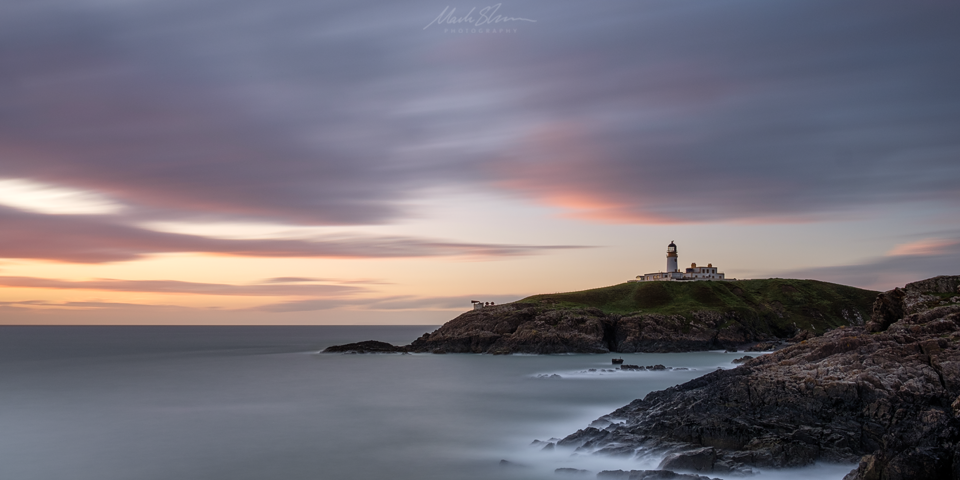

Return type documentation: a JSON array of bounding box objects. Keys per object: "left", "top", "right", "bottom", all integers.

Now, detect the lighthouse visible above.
[
  {"left": 666, "top": 241, "right": 679, "bottom": 273},
  {"left": 633, "top": 241, "right": 729, "bottom": 282}
]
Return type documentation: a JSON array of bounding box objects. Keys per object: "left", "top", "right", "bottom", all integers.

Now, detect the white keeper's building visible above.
[{"left": 631, "top": 241, "right": 729, "bottom": 282}]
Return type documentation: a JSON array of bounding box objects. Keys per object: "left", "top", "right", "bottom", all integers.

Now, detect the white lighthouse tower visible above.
[{"left": 666, "top": 241, "right": 679, "bottom": 273}]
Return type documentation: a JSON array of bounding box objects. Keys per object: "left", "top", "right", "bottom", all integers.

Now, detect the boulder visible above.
[{"left": 731, "top": 355, "right": 753, "bottom": 364}]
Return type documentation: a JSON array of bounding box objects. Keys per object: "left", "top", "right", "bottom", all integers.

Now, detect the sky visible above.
[{"left": 1, "top": 0, "right": 959, "bottom": 325}]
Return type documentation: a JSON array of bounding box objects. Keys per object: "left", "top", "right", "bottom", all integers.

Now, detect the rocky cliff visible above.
[
  {"left": 556, "top": 275, "right": 960, "bottom": 479},
  {"left": 400, "top": 279, "right": 876, "bottom": 354}
]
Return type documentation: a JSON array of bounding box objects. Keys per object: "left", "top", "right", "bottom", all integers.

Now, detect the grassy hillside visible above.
[{"left": 518, "top": 278, "right": 879, "bottom": 336}]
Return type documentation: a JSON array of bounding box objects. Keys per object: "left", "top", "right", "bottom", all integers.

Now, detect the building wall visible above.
[{"left": 636, "top": 270, "right": 726, "bottom": 282}]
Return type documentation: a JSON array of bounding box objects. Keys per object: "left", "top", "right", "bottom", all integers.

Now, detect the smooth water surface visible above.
[{"left": 0, "top": 326, "right": 853, "bottom": 480}]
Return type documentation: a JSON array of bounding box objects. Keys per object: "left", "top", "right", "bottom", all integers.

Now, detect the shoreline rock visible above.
[
  {"left": 597, "top": 470, "right": 721, "bottom": 480},
  {"left": 555, "top": 275, "right": 960, "bottom": 480}
]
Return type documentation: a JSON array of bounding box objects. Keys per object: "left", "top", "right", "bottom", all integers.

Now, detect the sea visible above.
[{"left": 0, "top": 326, "right": 856, "bottom": 480}]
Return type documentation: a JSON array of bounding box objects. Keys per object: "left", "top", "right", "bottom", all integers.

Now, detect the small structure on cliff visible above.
[
  {"left": 631, "top": 241, "right": 729, "bottom": 282},
  {"left": 471, "top": 300, "right": 494, "bottom": 310}
]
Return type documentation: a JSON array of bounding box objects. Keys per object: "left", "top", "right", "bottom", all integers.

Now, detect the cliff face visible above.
[
  {"left": 406, "top": 304, "right": 614, "bottom": 354},
  {"left": 404, "top": 279, "right": 876, "bottom": 354},
  {"left": 403, "top": 304, "right": 773, "bottom": 354},
  {"left": 557, "top": 275, "right": 960, "bottom": 480}
]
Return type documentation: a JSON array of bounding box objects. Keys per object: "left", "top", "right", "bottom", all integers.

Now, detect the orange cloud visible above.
[
  {"left": 0, "top": 206, "right": 584, "bottom": 263},
  {"left": 886, "top": 238, "right": 959, "bottom": 257},
  {"left": 0, "top": 276, "right": 364, "bottom": 297},
  {"left": 492, "top": 122, "right": 679, "bottom": 224}
]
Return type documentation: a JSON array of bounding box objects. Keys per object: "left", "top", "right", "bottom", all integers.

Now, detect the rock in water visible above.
[
  {"left": 745, "top": 342, "right": 775, "bottom": 352},
  {"left": 559, "top": 275, "right": 960, "bottom": 480},
  {"left": 554, "top": 467, "right": 591, "bottom": 476},
  {"left": 597, "top": 470, "right": 721, "bottom": 480},
  {"left": 321, "top": 340, "right": 405, "bottom": 353}
]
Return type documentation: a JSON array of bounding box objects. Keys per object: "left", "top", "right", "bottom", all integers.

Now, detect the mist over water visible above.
[{"left": 0, "top": 326, "right": 853, "bottom": 480}]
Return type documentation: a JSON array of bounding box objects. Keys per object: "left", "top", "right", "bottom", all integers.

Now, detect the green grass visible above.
[{"left": 518, "top": 278, "right": 879, "bottom": 336}]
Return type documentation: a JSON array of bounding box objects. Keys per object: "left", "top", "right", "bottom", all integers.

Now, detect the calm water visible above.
[{"left": 0, "top": 326, "right": 854, "bottom": 480}]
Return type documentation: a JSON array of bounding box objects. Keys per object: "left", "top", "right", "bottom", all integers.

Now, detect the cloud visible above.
[
  {"left": 0, "top": 207, "right": 583, "bottom": 263},
  {"left": 0, "top": 0, "right": 957, "bottom": 231},
  {"left": 887, "top": 238, "right": 960, "bottom": 257},
  {"left": 252, "top": 294, "right": 523, "bottom": 312},
  {"left": 1, "top": 289, "right": 524, "bottom": 314},
  {"left": 778, "top": 237, "right": 960, "bottom": 291},
  {"left": 0, "top": 178, "right": 124, "bottom": 215},
  {"left": 0, "top": 300, "right": 191, "bottom": 310},
  {"left": 262, "top": 277, "right": 392, "bottom": 285},
  {"left": 0, "top": 276, "right": 364, "bottom": 297},
  {"left": 480, "top": 3, "right": 960, "bottom": 223}
]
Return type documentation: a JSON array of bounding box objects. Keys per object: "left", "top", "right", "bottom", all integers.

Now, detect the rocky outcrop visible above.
[
  {"left": 557, "top": 276, "right": 960, "bottom": 479},
  {"left": 326, "top": 279, "right": 877, "bottom": 354},
  {"left": 321, "top": 340, "right": 406, "bottom": 353},
  {"left": 614, "top": 310, "right": 756, "bottom": 353},
  {"left": 905, "top": 276, "right": 960, "bottom": 295},
  {"left": 402, "top": 305, "right": 788, "bottom": 354},
  {"left": 407, "top": 304, "right": 614, "bottom": 354},
  {"left": 597, "top": 470, "right": 721, "bottom": 480},
  {"left": 868, "top": 275, "right": 960, "bottom": 333},
  {"left": 403, "top": 302, "right": 847, "bottom": 354}
]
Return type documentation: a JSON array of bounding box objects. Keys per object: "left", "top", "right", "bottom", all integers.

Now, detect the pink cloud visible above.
[
  {"left": 0, "top": 276, "right": 364, "bottom": 297},
  {"left": 886, "top": 238, "right": 960, "bottom": 257},
  {"left": 491, "top": 123, "right": 680, "bottom": 224},
  {"left": 0, "top": 207, "right": 584, "bottom": 263}
]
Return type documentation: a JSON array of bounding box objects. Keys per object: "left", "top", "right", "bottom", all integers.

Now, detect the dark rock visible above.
[
  {"left": 499, "top": 459, "right": 528, "bottom": 468},
  {"left": 322, "top": 340, "right": 405, "bottom": 353},
  {"left": 558, "top": 276, "right": 960, "bottom": 480},
  {"left": 867, "top": 276, "right": 960, "bottom": 333},
  {"left": 659, "top": 447, "right": 719, "bottom": 472},
  {"left": 731, "top": 355, "right": 753, "bottom": 364},
  {"left": 867, "top": 288, "right": 905, "bottom": 332},
  {"left": 745, "top": 342, "right": 774, "bottom": 352},
  {"left": 651, "top": 364, "right": 666, "bottom": 370},
  {"left": 615, "top": 311, "right": 754, "bottom": 353},
  {"left": 905, "top": 275, "right": 960, "bottom": 295},
  {"left": 621, "top": 364, "right": 642, "bottom": 371},
  {"left": 597, "top": 470, "right": 721, "bottom": 480},
  {"left": 790, "top": 329, "right": 812, "bottom": 342},
  {"left": 407, "top": 304, "right": 614, "bottom": 354},
  {"left": 554, "top": 467, "right": 591, "bottom": 475}
]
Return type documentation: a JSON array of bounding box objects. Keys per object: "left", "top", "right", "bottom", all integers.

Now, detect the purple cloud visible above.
[
  {"left": 0, "top": 207, "right": 583, "bottom": 263},
  {"left": 0, "top": 276, "right": 364, "bottom": 297},
  {"left": 0, "top": 0, "right": 956, "bottom": 232}
]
